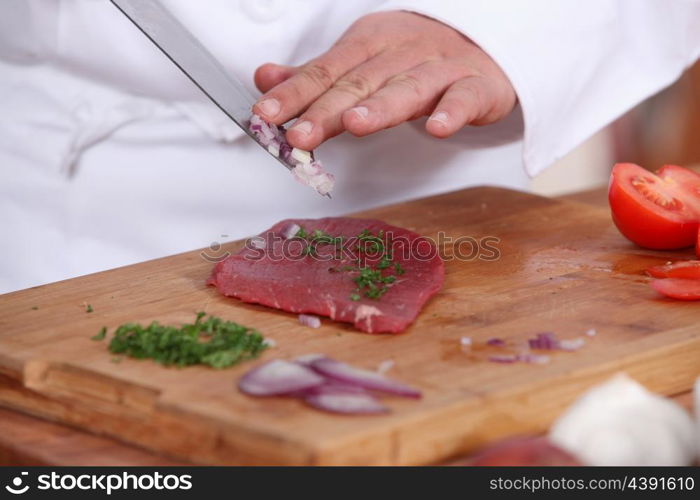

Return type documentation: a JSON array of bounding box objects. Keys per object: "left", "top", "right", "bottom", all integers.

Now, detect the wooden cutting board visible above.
[{"left": 1, "top": 186, "right": 699, "bottom": 465}]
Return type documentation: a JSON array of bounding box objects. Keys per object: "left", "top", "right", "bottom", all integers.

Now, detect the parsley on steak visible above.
[{"left": 296, "top": 226, "right": 404, "bottom": 301}]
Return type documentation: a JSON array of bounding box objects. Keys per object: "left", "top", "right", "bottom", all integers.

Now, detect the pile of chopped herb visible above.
[
  {"left": 92, "top": 312, "right": 267, "bottom": 369},
  {"left": 295, "top": 226, "right": 405, "bottom": 301}
]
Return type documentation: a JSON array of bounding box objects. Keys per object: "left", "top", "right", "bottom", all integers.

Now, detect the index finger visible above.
[{"left": 253, "top": 41, "right": 371, "bottom": 124}]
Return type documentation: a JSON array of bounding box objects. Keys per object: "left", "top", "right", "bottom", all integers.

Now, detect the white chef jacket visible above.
[{"left": 1, "top": 0, "right": 699, "bottom": 294}]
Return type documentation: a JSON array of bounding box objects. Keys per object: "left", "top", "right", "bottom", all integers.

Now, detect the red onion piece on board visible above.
[
  {"left": 302, "top": 384, "right": 389, "bottom": 415},
  {"left": 298, "top": 314, "right": 321, "bottom": 329},
  {"left": 486, "top": 337, "right": 506, "bottom": 346},
  {"left": 238, "top": 359, "right": 325, "bottom": 396},
  {"left": 309, "top": 357, "right": 421, "bottom": 398}
]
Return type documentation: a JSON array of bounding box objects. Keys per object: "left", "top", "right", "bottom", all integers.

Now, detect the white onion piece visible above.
[
  {"left": 550, "top": 373, "right": 697, "bottom": 466},
  {"left": 585, "top": 328, "right": 597, "bottom": 337},
  {"left": 291, "top": 147, "right": 312, "bottom": 164},
  {"left": 559, "top": 338, "right": 586, "bottom": 351},
  {"left": 310, "top": 357, "right": 421, "bottom": 398},
  {"left": 303, "top": 384, "right": 389, "bottom": 414},
  {"left": 267, "top": 143, "right": 280, "bottom": 157},
  {"left": 298, "top": 314, "right": 321, "bottom": 329},
  {"left": 249, "top": 236, "right": 266, "bottom": 249},
  {"left": 281, "top": 223, "right": 301, "bottom": 240},
  {"left": 376, "top": 359, "right": 395, "bottom": 375},
  {"left": 238, "top": 359, "right": 325, "bottom": 396}
]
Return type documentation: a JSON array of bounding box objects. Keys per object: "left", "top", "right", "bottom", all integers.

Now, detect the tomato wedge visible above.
[
  {"left": 651, "top": 278, "right": 700, "bottom": 300},
  {"left": 646, "top": 260, "right": 700, "bottom": 279},
  {"left": 609, "top": 163, "right": 699, "bottom": 249}
]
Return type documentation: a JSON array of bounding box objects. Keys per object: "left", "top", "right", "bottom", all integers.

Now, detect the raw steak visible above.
[{"left": 207, "top": 217, "right": 444, "bottom": 333}]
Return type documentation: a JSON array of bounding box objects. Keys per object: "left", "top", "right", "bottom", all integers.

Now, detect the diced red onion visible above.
[
  {"left": 298, "top": 314, "right": 321, "bottom": 329},
  {"left": 488, "top": 353, "right": 551, "bottom": 365},
  {"left": 486, "top": 337, "right": 506, "bottom": 346},
  {"left": 585, "top": 328, "right": 597, "bottom": 337},
  {"left": 517, "top": 353, "right": 551, "bottom": 365},
  {"left": 528, "top": 332, "right": 585, "bottom": 351},
  {"left": 238, "top": 359, "right": 325, "bottom": 396},
  {"left": 309, "top": 357, "right": 421, "bottom": 398},
  {"left": 248, "top": 113, "right": 335, "bottom": 196},
  {"left": 488, "top": 354, "right": 519, "bottom": 363},
  {"left": 460, "top": 336, "right": 472, "bottom": 347}
]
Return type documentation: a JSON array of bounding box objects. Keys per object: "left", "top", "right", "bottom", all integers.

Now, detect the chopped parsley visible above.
[
  {"left": 91, "top": 326, "right": 107, "bottom": 341},
  {"left": 86, "top": 304, "right": 94, "bottom": 313},
  {"left": 296, "top": 225, "right": 406, "bottom": 302},
  {"left": 92, "top": 312, "right": 267, "bottom": 369}
]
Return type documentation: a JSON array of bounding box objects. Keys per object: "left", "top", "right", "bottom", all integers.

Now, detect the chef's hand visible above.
[{"left": 252, "top": 11, "right": 516, "bottom": 150}]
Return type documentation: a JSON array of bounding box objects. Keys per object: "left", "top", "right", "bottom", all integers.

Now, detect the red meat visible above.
[{"left": 207, "top": 217, "right": 444, "bottom": 333}]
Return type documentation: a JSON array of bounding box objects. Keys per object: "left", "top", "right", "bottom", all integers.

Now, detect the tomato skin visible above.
[
  {"left": 646, "top": 261, "right": 700, "bottom": 279},
  {"left": 697, "top": 227, "right": 700, "bottom": 259},
  {"left": 608, "top": 163, "right": 698, "bottom": 249},
  {"left": 651, "top": 278, "right": 700, "bottom": 300}
]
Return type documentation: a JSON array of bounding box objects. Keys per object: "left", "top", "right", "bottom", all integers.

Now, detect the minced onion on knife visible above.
[{"left": 248, "top": 114, "right": 335, "bottom": 196}]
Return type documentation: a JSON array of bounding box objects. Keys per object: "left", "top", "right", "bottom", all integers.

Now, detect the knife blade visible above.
[{"left": 110, "top": 0, "right": 300, "bottom": 175}]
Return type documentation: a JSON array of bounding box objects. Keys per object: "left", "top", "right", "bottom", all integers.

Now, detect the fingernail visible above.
[
  {"left": 257, "top": 98, "right": 280, "bottom": 118},
  {"left": 429, "top": 111, "right": 449, "bottom": 125},
  {"left": 291, "top": 120, "right": 313, "bottom": 135},
  {"left": 350, "top": 106, "right": 369, "bottom": 120}
]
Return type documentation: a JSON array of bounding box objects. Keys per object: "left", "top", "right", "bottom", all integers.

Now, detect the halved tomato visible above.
[
  {"left": 651, "top": 278, "right": 700, "bottom": 300},
  {"left": 646, "top": 260, "right": 700, "bottom": 279},
  {"left": 658, "top": 165, "right": 700, "bottom": 211},
  {"left": 609, "top": 163, "right": 699, "bottom": 249}
]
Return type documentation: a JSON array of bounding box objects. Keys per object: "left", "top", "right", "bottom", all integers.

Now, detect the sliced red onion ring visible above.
[
  {"left": 309, "top": 357, "right": 421, "bottom": 398},
  {"left": 238, "top": 359, "right": 325, "bottom": 396},
  {"left": 298, "top": 314, "right": 321, "bottom": 329},
  {"left": 294, "top": 353, "right": 325, "bottom": 366},
  {"left": 303, "top": 384, "right": 389, "bottom": 415}
]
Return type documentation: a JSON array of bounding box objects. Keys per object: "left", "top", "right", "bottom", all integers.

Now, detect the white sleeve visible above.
[{"left": 371, "top": 0, "right": 700, "bottom": 177}]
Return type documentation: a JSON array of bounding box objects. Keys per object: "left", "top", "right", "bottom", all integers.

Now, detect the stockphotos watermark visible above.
[
  {"left": 200, "top": 231, "right": 501, "bottom": 263},
  {"left": 3, "top": 470, "right": 192, "bottom": 496}
]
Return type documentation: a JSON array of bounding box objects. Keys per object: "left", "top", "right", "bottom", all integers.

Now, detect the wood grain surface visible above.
[{"left": 1, "top": 186, "right": 699, "bottom": 465}]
